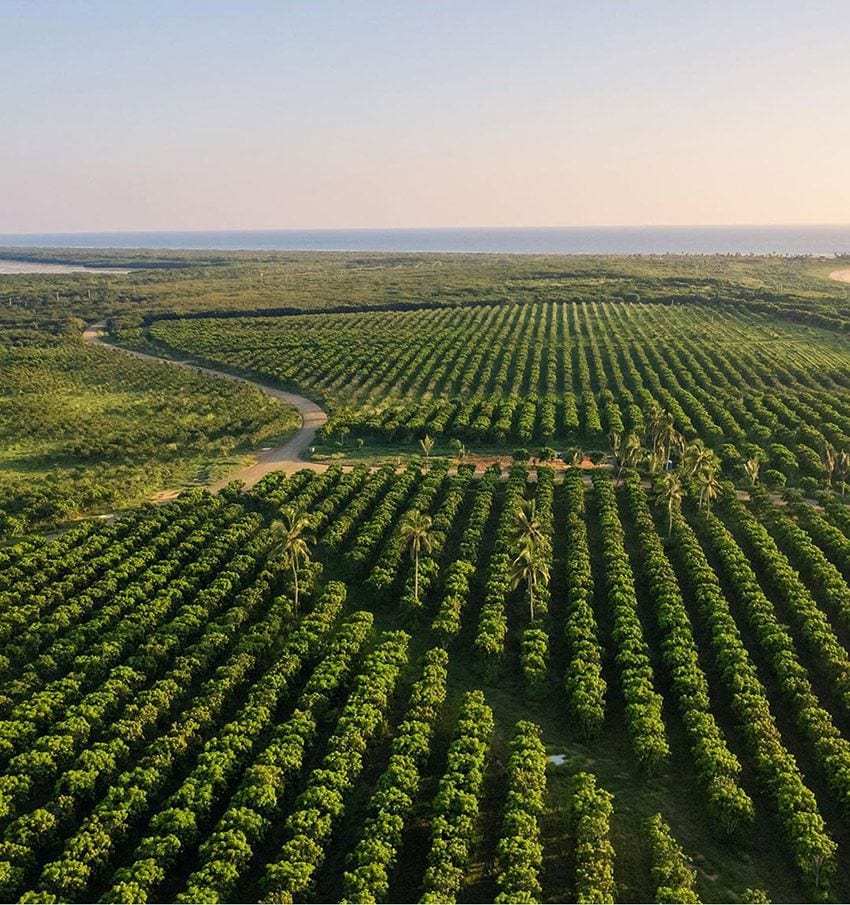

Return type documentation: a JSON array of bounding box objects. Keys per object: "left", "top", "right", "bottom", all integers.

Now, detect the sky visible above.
[{"left": 2, "top": 0, "right": 849, "bottom": 233}]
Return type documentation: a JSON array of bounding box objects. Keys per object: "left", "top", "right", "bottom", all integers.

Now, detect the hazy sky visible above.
[{"left": 2, "top": 0, "right": 848, "bottom": 233}]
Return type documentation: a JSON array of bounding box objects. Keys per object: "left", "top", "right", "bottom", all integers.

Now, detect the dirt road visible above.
[
  {"left": 829, "top": 269, "right": 850, "bottom": 283},
  {"left": 83, "top": 322, "right": 328, "bottom": 491}
]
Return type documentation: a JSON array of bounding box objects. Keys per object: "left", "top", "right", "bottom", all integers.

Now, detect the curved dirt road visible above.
[{"left": 84, "top": 322, "right": 328, "bottom": 491}]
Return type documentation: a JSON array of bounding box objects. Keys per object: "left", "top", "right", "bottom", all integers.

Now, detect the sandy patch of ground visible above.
[{"left": 829, "top": 269, "right": 850, "bottom": 283}]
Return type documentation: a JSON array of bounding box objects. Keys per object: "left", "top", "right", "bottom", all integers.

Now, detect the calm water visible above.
[
  {"left": 0, "top": 261, "right": 132, "bottom": 274},
  {"left": 1, "top": 226, "right": 850, "bottom": 255}
]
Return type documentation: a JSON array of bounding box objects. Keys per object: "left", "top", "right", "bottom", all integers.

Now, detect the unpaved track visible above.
[
  {"left": 83, "top": 322, "right": 328, "bottom": 491},
  {"left": 830, "top": 269, "right": 850, "bottom": 283}
]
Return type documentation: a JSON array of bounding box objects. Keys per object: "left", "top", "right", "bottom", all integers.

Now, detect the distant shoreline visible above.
[
  {"left": 0, "top": 259, "right": 132, "bottom": 275},
  {"left": 2, "top": 225, "right": 850, "bottom": 256}
]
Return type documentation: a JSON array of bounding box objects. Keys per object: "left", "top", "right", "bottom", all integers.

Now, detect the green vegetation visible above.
[
  {"left": 0, "top": 341, "right": 297, "bottom": 532},
  {"left": 2, "top": 462, "right": 850, "bottom": 902},
  {"left": 143, "top": 299, "right": 850, "bottom": 494},
  {"left": 6, "top": 250, "right": 850, "bottom": 901},
  {"left": 2, "top": 248, "right": 849, "bottom": 340}
]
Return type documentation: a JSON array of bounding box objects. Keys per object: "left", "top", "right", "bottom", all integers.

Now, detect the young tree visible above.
[
  {"left": 744, "top": 457, "right": 761, "bottom": 487},
  {"left": 568, "top": 448, "right": 584, "bottom": 469},
  {"left": 420, "top": 434, "right": 435, "bottom": 463},
  {"left": 269, "top": 507, "right": 313, "bottom": 616},
  {"left": 538, "top": 446, "right": 556, "bottom": 464},
  {"left": 399, "top": 509, "right": 433, "bottom": 607},
  {"left": 450, "top": 438, "right": 468, "bottom": 466},
  {"left": 655, "top": 470, "right": 683, "bottom": 536}
]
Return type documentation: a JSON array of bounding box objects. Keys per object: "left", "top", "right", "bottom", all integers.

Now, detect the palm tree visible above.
[
  {"left": 509, "top": 500, "right": 551, "bottom": 622},
  {"left": 454, "top": 440, "right": 468, "bottom": 467},
  {"left": 682, "top": 440, "right": 714, "bottom": 478},
  {"left": 822, "top": 442, "right": 837, "bottom": 486},
  {"left": 269, "top": 507, "right": 313, "bottom": 616},
  {"left": 744, "top": 457, "right": 760, "bottom": 487},
  {"left": 617, "top": 432, "right": 643, "bottom": 480},
  {"left": 838, "top": 450, "right": 850, "bottom": 497},
  {"left": 399, "top": 509, "right": 433, "bottom": 607},
  {"left": 664, "top": 424, "right": 686, "bottom": 465},
  {"left": 509, "top": 534, "right": 551, "bottom": 623},
  {"left": 649, "top": 408, "right": 684, "bottom": 466},
  {"left": 420, "top": 434, "right": 435, "bottom": 466},
  {"left": 610, "top": 431, "right": 622, "bottom": 460},
  {"left": 646, "top": 449, "right": 664, "bottom": 476},
  {"left": 656, "top": 470, "right": 683, "bottom": 537},
  {"left": 696, "top": 464, "right": 721, "bottom": 512},
  {"left": 647, "top": 405, "right": 667, "bottom": 454},
  {"left": 569, "top": 448, "right": 584, "bottom": 469},
  {"left": 510, "top": 499, "right": 545, "bottom": 547}
]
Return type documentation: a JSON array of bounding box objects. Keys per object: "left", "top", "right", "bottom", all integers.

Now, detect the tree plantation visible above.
[
  {"left": 2, "top": 457, "right": 850, "bottom": 901},
  {"left": 3, "top": 250, "right": 850, "bottom": 903},
  {"left": 145, "top": 300, "right": 850, "bottom": 495}
]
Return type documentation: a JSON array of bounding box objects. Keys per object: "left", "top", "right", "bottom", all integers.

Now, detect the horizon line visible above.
[{"left": 3, "top": 222, "right": 850, "bottom": 238}]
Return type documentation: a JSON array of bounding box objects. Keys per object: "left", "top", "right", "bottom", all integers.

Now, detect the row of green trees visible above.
[
  {"left": 342, "top": 648, "right": 449, "bottom": 903},
  {"left": 420, "top": 690, "right": 494, "bottom": 903},
  {"left": 495, "top": 721, "right": 547, "bottom": 903},
  {"left": 259, "top": 632, "right": 410, "bottom": 903},
  {"left": 9, "top": 575, "right": 346, "bottom": 902},
  {"left": 109, "top": 604, "right": 372, "bottom": 903}
]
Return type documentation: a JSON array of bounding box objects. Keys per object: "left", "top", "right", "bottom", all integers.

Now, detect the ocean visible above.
[{"left": 1, "top": 225, "right": 849, "bottom": 256}]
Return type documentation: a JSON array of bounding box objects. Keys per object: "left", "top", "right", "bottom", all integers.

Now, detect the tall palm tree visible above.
[
  {"left": 823, "top": 442, "right": 837, "bottom": 486},
  {"left": 682, "top": 440, "right": 714, "bottom": 478},
  {"left": 610, "top": 431, "right": 622, "bottom": 460},
  {"left": 617, "top": 432, "right": 643, "bottom": 480},
  {"left": 269, "top": 507, "right": 313, "bottom": 616},
  {"left": 664, "top": 424, "right": 686, "bottom": 465},
  {"left": 647, "top": 405, "right": 668, "bottom": 454},
  {"left": 399, "top": 509, "right": 433, "bottom": 606},
  {"left": 696, "top": 464, "right": 721, "bottom": 512},
  {"left": 656, "top": 470, "right": 683, "bottom": 537},
  {"left": 649, "top": 408, "right": 684, "bottom": 466},
  {"left": 509, "top": 534, "right": 551, "bottom": 623},
  {"left": 509, "top": 499, "right": 544, "bottom": 547},
  {"left": 838, "top": 450, "right": 850, "bottom": 497},
  {"left": 744, "top": 457, "right": 760, "bottom": 487},
  {"left": 646, "top": 449, "right": 663, "bottom": 476}
]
